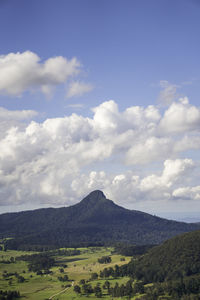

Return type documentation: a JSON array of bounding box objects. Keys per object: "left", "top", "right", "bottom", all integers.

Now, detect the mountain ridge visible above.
[{"left": 1, "top": 190, "right": 200, "bottom": 250}]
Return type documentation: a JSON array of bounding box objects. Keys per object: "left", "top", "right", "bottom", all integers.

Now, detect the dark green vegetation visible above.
[
  {"left": 68, "top": 230, "right": 200, "bottom": 299},
  {"left": 98, "top": 256, "right": 112, "bottom": 264},
  {"left": 112, "top": 230, "right": 200, "bottom": 299},
  {"left": 0, "top": 190, "right": 199, "bottom": 250},
  {"left": 19, "top": 253, "right": 55, "bottom": 273},
  {"left": 114, "top": 243, "right": 155, "bottom": 256},
  {"left": 0, "top": 290, "right": 20, "bottom": 300},
  {"left": 125, "top": 229, "right": 200, "bottom": 283},
  {"left": 1, "top": 230, "right": 200, "bottom": 299}
]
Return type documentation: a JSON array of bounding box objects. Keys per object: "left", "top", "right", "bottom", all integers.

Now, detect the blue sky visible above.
[
  {"left": 1, "top": 0, "right": 200, "bottom": 113},
  {"left": 0, "top": 0, "right": 200, "bottom": 220}
]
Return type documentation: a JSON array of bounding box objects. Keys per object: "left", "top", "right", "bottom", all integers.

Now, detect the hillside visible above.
[
  {"left": 125, "top": 229, "right": 200, "bottom": 283},
  {"left": 0, "top": 190, "right": 199, "bottom": 250}
]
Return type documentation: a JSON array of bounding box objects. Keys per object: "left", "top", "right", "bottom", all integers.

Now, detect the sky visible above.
[{"left": 0, "top": 0, "right": 200, "bottom": 220}]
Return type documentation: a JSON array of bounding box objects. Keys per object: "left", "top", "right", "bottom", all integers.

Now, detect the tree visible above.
[
  {"left": 126, "top": 280, "right": 133, "bottom": 296},
  {"left": 103, "top": 280, "right": 110, "bottom": 290},
  {"left": 63, "top": 275, "right": 68, "bottom": 281},
  {"left": 98, "top": 256, "right": 112, "bottom": 264},
  {"left": 91, "top": 272, "right": 98, "bottom": 280},
  {"left": 74, "top": 285, "right": 81, "bottom": 294},
  {"left": 133, "top": 281, "right": 145, "bottom": 294},
  {"left": 94, "top": 285, "right": 102, "bottom": 298},
  {"left": 113, "top": 264, "right": 120, "bottom": 278},
  {"left": 79, "top": 279, "right": 85, "bottom": 285},
  {"left": 82, "top": 283, "right": 93, "bottom": 295},
  {"left": 112, "top": 282, "right": 120, "bottom": 297},
  {"left": 10, "top": 257, "right": 15, "bottom": 263},
  {"left": 58, "top": 274, "right": 68, "bottom": 282},
  {"left": 17, "top": 275, "right": 25, "bottom": 283},
  {"left": 36, "top": 270, "right": 43, "bottom": 275}
]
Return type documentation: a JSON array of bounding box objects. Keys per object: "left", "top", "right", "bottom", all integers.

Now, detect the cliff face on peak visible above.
[
  {"left": 85, "top": 190, "right": 106, "bottom": 200},
  {"left": 79, "top": 190, "right": 110, "bottom": 206},
  {"left": 1, "top": 190, "right": 200, "bottom": 250}
]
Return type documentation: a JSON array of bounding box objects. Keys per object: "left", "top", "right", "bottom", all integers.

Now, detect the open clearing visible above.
[{"left": 0, "top": 246, "right": 131, "bottom": 299}]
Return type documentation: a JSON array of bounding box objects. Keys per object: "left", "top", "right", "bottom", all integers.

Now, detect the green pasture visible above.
[{"left": 0, "top": 246, "right": 132, "bottom": 299}]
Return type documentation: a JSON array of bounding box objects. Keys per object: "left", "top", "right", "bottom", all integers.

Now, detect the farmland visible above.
[{"left": 0, "top": 246, "right": 131, "bottom": 299}]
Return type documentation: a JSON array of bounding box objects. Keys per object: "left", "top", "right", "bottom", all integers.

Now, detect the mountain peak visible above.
[
  {"left": 80, "top": 190, "right": 107, "bottom": 206},
  {"left": 1, "top": 190, "right": 200, "bottom": 250},
  {"left": 88, "top": 190, "right": 106, "bottom": 199}
]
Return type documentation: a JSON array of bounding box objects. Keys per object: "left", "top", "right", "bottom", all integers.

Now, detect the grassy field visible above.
[{"left": 0, "top": 246, "right": 133, "bottom": 299}]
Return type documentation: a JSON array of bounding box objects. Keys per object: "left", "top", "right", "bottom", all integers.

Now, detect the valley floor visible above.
[{"left": 0, "top": 246, "right": 131, "bottom": 299}]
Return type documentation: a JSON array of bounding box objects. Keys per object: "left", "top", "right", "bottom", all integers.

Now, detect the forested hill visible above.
[
  {"left": 112, "top": 230, "right": 200, "bottom": 299},
  {"left": 0, "top": 190, "right": 199, "bottom": 250},
  {"left": 124, "top": 229, "right": 200, "bottom": 283}
]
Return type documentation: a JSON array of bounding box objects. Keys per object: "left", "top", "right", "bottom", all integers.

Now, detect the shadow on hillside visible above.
[{"left": 55, "top": 257, "right": 86, "bottom": 265}]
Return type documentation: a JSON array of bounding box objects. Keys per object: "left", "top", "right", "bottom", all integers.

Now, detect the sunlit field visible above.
[{"left": 0, "top": 246, "right": 131, "bottom": 299}]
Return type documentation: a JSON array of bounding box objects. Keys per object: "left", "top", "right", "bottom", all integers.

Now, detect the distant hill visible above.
[
  {"left": 0, "top": 190, "right": 199, "bottom": 250},
  {"left": 125, "top": 229, "right": 200, "bottom": 283}
]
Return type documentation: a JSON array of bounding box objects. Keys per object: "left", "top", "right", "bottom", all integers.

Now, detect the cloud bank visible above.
[{"left": 0, "top": 98, "right": 200, "bottom": 209}]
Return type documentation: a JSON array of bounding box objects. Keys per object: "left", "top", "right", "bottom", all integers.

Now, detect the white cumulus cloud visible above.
[
  {"left": 0, "top": 51, "right": 81, "bottom": 96},
  {"left": 173, "top": 186, "right": 200, "bottom": 200},
  {"left": 140, "top": 159, "right": 194, "bottom": 191},
  {"left": 159, "top": 97, "right": 200, "bottom": 134}
]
